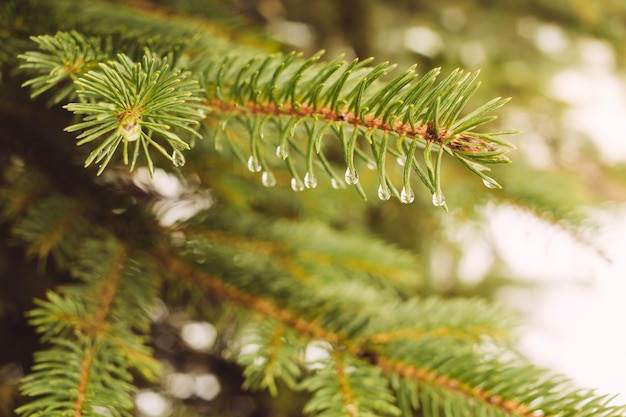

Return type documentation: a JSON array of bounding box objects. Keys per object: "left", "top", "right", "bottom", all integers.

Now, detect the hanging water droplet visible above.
[
  {"left": 172, "top": 150, "right": 186, "bottom": 167},
  {"left": 367, "top": 161, "right": 376, "bottom": 170},
  {"left": 276, "top": 145, "right": 288, "bottom": 160},
  {"left": 119, "top": 119, "right": 140, "bottom": 142},
  {"left": 432, "top": 191, "right": 446, "bottom": 207},
  {"left": 330, "top": 178, "right": 343, "bottom": 189},
  {"left": 377, "top": 185, "right": 391, "bottom": 201},
  {"left": 344, "top": 167, "right": 359, "bottom": 185},
  {"left": 247, "top": 156, "right": 262, "bottom": 172},
  {"left": 396, "top": 157, "right": 406, "bottom": 167},
  {"left": 304, "top": 172, "right": 318, "bottom": 189},
  {"left": 291, "top": 177, "right": 304, "bottom": 192},
  {"left": 482, "top": 179, "right": 498, "bottom": 189},
  {"left": 400, "top": 187, "right": 415, "bottom": 204},
  {"left": 261, "top": 171, "right": 276, "bottom": 187}
]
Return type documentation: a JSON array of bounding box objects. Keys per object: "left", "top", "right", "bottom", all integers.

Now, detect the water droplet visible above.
[
  {"left": 262, "top": 171, "right": 276, "bottom": 187},
  {"left": 344, "top": 167, "right": 359, "bottom": 185},
  {"left": 330, "top": 178, "right": 343, "bottom": 189},
  {"left": 377, "top": 185, "right": 391, "bottom": 201},
  {"left": 367, "top": 161, "right": 376, "bottom": 170},
  {"left": 291, "top": 177, "right": 304, "bottom": 192},
  {"left": 400, "top": 187, "right": 414, "bottom": 204},
  {"left": 432, "top": 191, "right": 446, "bottom": 207},
  {"left": 396, "top": 157, "right": 406, "bottom": 167},
  {"left": 247, "top": 156, "right": 262, "bottom": 172},
  {"left": 119, "top": 120, "right": 140, "bottom": 142},
  {"left": 172, "top": 150, "right": 186, "bottom": 167},
  {"left": 304, "top": 172, "right": 317, "bottom": 189},
  {"left": 276, "top": 146, "right": 288, "bottom": 160},
  {"left": 482, "top": 179, "right": 498, "bottom": 189}
]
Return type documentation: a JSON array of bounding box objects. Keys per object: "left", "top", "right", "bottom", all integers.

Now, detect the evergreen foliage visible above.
[{"left": 1, "top": 1, "right": 625, "bottom": 417}]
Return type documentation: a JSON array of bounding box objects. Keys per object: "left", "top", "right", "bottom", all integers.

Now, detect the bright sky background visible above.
[
  {"left": 487, "top": 37, "right": 626, "bottom": 403},
  {"left": 488, "top": 204, "right": 626, "bottom": 403}
]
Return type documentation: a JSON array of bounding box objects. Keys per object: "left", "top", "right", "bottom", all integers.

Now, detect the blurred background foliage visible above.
[{"left": 1, "top": 0, "right": 626, "bottom": 416}]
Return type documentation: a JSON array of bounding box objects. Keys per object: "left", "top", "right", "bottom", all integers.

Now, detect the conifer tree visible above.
[{"left": 1, "top": 1, "right": 625, "bottom": 416}]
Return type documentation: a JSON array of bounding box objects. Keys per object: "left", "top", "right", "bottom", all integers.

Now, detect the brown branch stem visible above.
[
  {"left": 73, "top": 345, "right": 96, "bottom": 417},
  {"left": 72, "top": 244, "right": 127, "bottom": 416},
  {"left": 153, "top": 244, "right": 539, "bottom": 417},
  {"left": 333, "top": 350, "right": 359, "bottom": 417}
]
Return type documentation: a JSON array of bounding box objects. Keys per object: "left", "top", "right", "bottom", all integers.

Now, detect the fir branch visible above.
[
  {"left": 180, "top": 209, "right": 422, "bottom": 291},
  {"left": 34, "top": 0, "right": 260, "bottom": 62},
  {"left": 382, "top": 355, "right": 626, "bottom": 417},
  {"left": 17, "top": 239, "right": 160, "bottom": 417},
  {"left": 16, "top": 3, "right": 516, "bottom": 208},
  {"left": 18, "top": 31, "right": 112, "bottom": 105},
  {"left": 11, "top": 194, "right": 85, "bottom": 269},
  {"left": 155, "top": 245, "right": 346, "bottom": 344},
  {"left": 63, "top": 50, "right": 208, "bottom": 175},
  {"left": 202, "top": 51, "right": 514, "bottom": 208},
  {"left": 18, "top": 243, "right": 131, "bottom": 417},
  {"left": 237, "top": 321, "right": 301, "bottom": 396},
  {"left": 88, "top": 242, "right": 126, "bottom": 327},
  {"left": 156, "top": 244, "right": 626, "bottom": 417},
  {"left": 301, "top": 350, "right": 401, "bottom": 417},
  {"left": 0, "top": 168, "right": 50, "bottom": 221}
]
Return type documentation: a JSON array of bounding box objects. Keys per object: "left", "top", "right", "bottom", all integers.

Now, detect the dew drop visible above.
[
  {"left": 330, "top": 178, "right": 343, "bottom": 189},
  {"left": 432, "top": 191, "right": 446, "bottom": 207},
  {"left": 400, "top": 187, "right": 415, "bottom": 204},
  {"left": 291, "top": 177, "right": 304, "bottom": 192},
  {"left": 247, "top": 156, "right": 262, "bottom": 172},
  {"left": 261, "top": 171, "right": 276, "bottom": 187},
  {"left": 396, "top": 157, "right": 406, "bottom": 167},
  {"left": 367, "top": 161, "right": 376, "bottom": 170},
  {"left": 344, "top": 167, "right": 359, "bottom": 185},
  {"left": 304, "top": 172, "right": 318, "bottom": 189},
  {"left": 172, "top": 150, "right": 186, "bottom": 167},
  {"left": 276, "top": 146, "right": 288, "bottom": 160},
  {"left": 482, "top": 179, "right": 498, "bottom": 189},
  {"left": 377, "top": 185, "right": 392, "bottom": 201},
  {"left": 119, "top": 121, "right": 140, "bottom": 143}
]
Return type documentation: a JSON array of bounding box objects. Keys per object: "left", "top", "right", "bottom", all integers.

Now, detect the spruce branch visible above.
[
  {"left": 18, "top": 31, "right": 112, "bottom": 105},
  {"left": 301, "top": 349, "right": 401, "bottom": 417},
  {"left": 237, "top": 321, "right": 302, "bottom": 396},
  {"left": 16, "top": 3, "right": 516, "bottom": 208},
  {"left": 62, "top": 50, "right": 208, "bottom": 175},
  {"left": 3, "top": 172, "right": 162, "bottom": 417},
  {"left": 16, "top": 246, "right": 160, "bottom": 417},
  {"left": 180, "top": 209, "right": 422, "bottom": 292},
  {"left": 156, "top": 242, "right": 626, "bottom": 417},
  {"left": 202, "top": 51, "right": 515, "bottom": 208},
  {"left": 11, "top": 194, "right": 83, "bottom": 269},
  {"left": 16, "top": 241, "right": 159, "bottom": 417}
]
